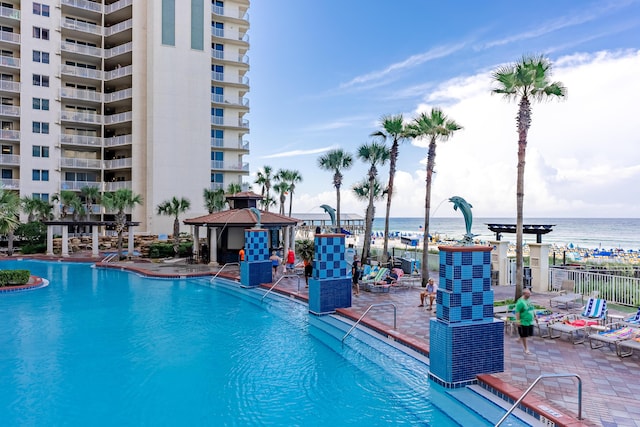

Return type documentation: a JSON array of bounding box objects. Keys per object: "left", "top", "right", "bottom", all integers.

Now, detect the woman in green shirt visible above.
[{"left": 515, "top": 289, "right": 535, "bottom": 355}]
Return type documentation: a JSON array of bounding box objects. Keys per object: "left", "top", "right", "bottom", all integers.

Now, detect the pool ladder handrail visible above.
[
  {"left": 261, "top": 273, "right": 300, "bottom": 302},
  {"left": 101, "top": 253, "right": 118, "bottom": 263},
  {"left": 341, "top": 302, "right": 397, "bottom": 345},
  {"left": 210, "top": 262, "right": 239, "bottom": 283},
  {"left": 494, "top": 373, "right": 582, "bottom": 426}
]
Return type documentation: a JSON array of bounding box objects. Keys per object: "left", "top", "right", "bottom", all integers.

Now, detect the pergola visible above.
[
  {"left": 42, "top": 220, "right": 140, "bottom": 258},
  {"left": 486, "top": 224, "right": 555, "bottom": 244}
]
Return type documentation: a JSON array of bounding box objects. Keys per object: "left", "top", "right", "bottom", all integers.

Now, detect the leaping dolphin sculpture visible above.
[
  {"left": 449, "top": 196, "right": 476, "bottom": 245},
  {"left": 320, "top": 204, "right": 336, "bottom": 226}
]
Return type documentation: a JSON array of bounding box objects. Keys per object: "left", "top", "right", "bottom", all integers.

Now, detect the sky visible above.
[{"left": 246, "top": 0, "right": 640, "bottom": 219}]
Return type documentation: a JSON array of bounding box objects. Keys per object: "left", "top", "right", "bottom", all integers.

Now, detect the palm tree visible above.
[
  {"left": 226, "top": 183, "right": 242, "bottom": 195},
  {"left": 407, "top": 108, "right": 463, "bottom": 286},
  {"left": 317, "top": 149, "right": 353, "bottom": 230},
  {"left": 371, "top": 114, "right": 410, "bottom": 263},
  {"left": 492, "top": 54, "right": 566, "bottom": 299},
  {"left": 278, "top": 169, "right": 302, "bottom": 217},
  {"left": 203, "top": 188, "right": 227, "bottom": 213},
  {"left": 52, "top": 190, "right": 81, "bottom": 219},
  {"left": 156, "top": 196, "right": 191, "bottom": 257},
  {"left": 273, "top": 181, "right": 290, "bottom": 216},
  {"left": 81, "top": 186, "right": 101, "bottom": 220},
  {"left": 21, "top": 196, "right": 40, "bottom": 223},
  {"left": 356, "top": 141, "right": 390, "bottom": 263},
  {"left": 254, "top": 166, "right": 273, "bottom": 212},
  {"left": 0, "top": 189, "right": 21, "bottom": 256},
  {"left": 102, "top": 188, "right": 143, "bottom": 260}
]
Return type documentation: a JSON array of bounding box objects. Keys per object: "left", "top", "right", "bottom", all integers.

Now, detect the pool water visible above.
[{"left": 0, "top": 260, "right": 526, "bottom": 426}]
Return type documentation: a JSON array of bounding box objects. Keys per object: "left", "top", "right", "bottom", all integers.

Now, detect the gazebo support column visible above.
[
  {"left": 61, "top": 226, "right": 69, "bottom": 257},
  {"left": 209, "top": 227, "right": 218, "bottom": 266},
  {"left": 92, "top": 226, "right": 99, "bottom": 257},
  {"left": 193, "top": 225, "right": 200, "bottom": 261},
  {"left": 46, "top": 225, "right": 54, "bottom": 256},
  {"left": 127, "top": 225, "right": 135, "bottom": 257}
]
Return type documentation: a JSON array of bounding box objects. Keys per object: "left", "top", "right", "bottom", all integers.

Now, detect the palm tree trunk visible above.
[
  {"left": 335, "top": 185, "right": 341, "bottom": 231},
  {"left": 422, "top": 139, "right": 437, "bottom": 286},
  {"left": 173, "top": 217, "right": 180, "bottom": 256},
  {"left": 362, "top": 177, "right": 376, "bottom": 263},
  {"left": 515, "top": 96, "right": 531, "bottom": 300},
  {"left": 383, "top": 143, "right": 398, "bottom": 264}
]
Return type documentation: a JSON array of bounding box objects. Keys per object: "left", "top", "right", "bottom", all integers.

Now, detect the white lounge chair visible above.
[{"left": 549, "top": 279, "right": 582, "bottom": 309}]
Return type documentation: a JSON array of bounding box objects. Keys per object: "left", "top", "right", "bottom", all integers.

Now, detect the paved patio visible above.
[{"left": 35, "top": 255, "right": 640, "bottom": 427}]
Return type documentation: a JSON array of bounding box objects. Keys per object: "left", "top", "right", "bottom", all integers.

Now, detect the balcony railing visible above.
[
  {"left": 0, "top": 6, "right": 20, "bottom": 20},
  {"left": 211, "top": 4, "right": 249, "bottom": 20},
  {"left": 211, "top": 27, "right": 250, "bottom": 43},
  {"left": 0, "top": 153, "right": 19, "bottom": 165},
  {"left": 210, "top": 182, "right": 224, "bottom": 191},
  {"left": 0, "top": 129, "right": 19, "bottom": 140},
  {"left": 210, "top": 50, "right": 250, "bottom": 64},
  {"left": 61, "top": 0, "right": 102, "bottom": 13},
  {"left": 211, "top": 161, "right": 249, "bottom": 172},
  {"left": 104, "top": 41, "right": 133, "bottom": 59},
  {"left": 60, "top": 87, "right": 102, "bottom": 103},
  {"left": 60, "top": 111, "right": 102, "bottom": 124},
  {"left": 0, "top": 105, "right": 19, "bottom": 116},
  {"left": 105, "top": 0, "right": 133, "bottom": 14},
  {"left": 104, "top": 157, "right": 132, "bottom": 169},
  {"left": 104, "top": 111, "right": 132, "bottom": 125},
  {"left": 0, "top": 80, "right": 20, "bottom": 93},
  {"left": 0, "top": 55, "right": 19, "bottom": 68},
  {"left": 104, "top": 88, "right": 132, "bottom": 103},
  {"left": 0, "top": 30, "right": 20, "bottom": 44},
  {"left": 60, "top": 64, "right": 103, "bottom": 80},
  {"left": 104, "top": 64, "right": 132, "bottom": 80},
  {"left": 60, "top": 41, "right": 102, "bottom": 57},
  {"left": 210, "top": 138, "right": 250, "bottom": 150},
  {"left": 60, "top": 134, "right": 102, "bottom": 147},
  {"left": 60, "top": 157, "right": 102, "bottom": 169},
  {"left": 211, "top": 72, "right": 250, "bottom": 85},
  {"left": 61, "top": 180, "right": 102, "bottom": 191},
  {"left": 104, "top": 19, "right": 132, "bottom": 37},
  {"left": 0, "top": 178, "right": 19, "bottom": 189},
  {"left": 210, "top": 117, "right": 250, "bottom": 128},
  {"left": 61, "top": 19, "right": 102, "bottom": 36},
  {"left": 105, "top": 181, "right": 131, "bottom": 191},
  {"left": 211, "top": 94, "right": 249, "bottom": 107},
  {"left": 104, "top": 134, "right": 132, "bottom": 147}
]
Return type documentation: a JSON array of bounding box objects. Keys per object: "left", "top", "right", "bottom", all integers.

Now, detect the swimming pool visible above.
[{"left": 0, "top": 260, "right": 529, "bottom": 426}]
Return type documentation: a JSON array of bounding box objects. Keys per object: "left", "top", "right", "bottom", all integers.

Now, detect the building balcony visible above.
[
  {"left": 60, "top": 64, "right": 104, "bottom": 80},
  {"left": 104, "top": 64, "right": 132, "bottom": 81},
  {"left": 60, "top": 157, "right": 102, "bottom": 169},
  {"left": 210, "top": 116, "right": 249, "bottom": 129},
  {"left": 0, "top": 80, "right": 20, "bottom": 94},
  {"left": 61, "top": 180, "right": 102, "bottom": 191},
  {"left": 105, "top": 0, "right": 133, "bottom": 15},
  {"left": 60, "top": 41, "right": 102, "bottom": 58},
  {"left": 104, "top": 157, "right": 132, "bottom": 170},
  {"left": 210, "top": 138, "right": 250, "bottom": 151},
  {"left": 0, "top": 30, "right": 20, "bottom": 44},
  {"left": 0, "top": 129, "right": 19, "bottom": 141},
  {"left": 104, "top": 41, "right": 132, "bottom": 59},
  {"left": 105, "top": 180, "right": 131, "bottom": 192},
  {"left": 0, "top": 55, "right": 19, "bottom": 69},
  {"left": 211, "top": 161, "right": 249, "bottom": 172},
  {"left": 104, "top": 134, "right": 132, "bottom": 147},
  {"left": 60, "top": 111, "right": 102, "bottom": 125},
  {"left": 0, "top": 153, "right": 19, "bottom": 165},
  {"left": 104, "top": 88, "right": 132, "bottom": 103},
  {"left": 60, "top": 134, "right": 102, "bottom": 148},
  {"left": 0, "top": 105, "right": 19, "bottom": 117},
  {"left": 104, "top": 18, "right": 132, "bottom": 37},
  {"left": 0, "top": 6, "right": 20, "bottom": 21},
  {"left": 0, "top": 178, "right": 19, "bottom": 189},
  {"left": 211, "top": 94, "right": 249, "bottom": 107},
  {"left": 61, "top": 0, "right": 102, "bottom": 14},
  {"left": 104, "top": 111, "right": 132, "bottom": 125},
  {"left": 211, "top": 49, "right": 249, "bottom": 64},
  {"left": 211, "top": 27, "right": 250, "bottom": 43},
  {"left": 60, "top": 87, "right": 102, "bottom": 103},
  {"left": 61, "top": 18, "right": 102, "bottom": 36},
  {"left": 211, "top": 72, "right": 250, "bottom": 86},
  {"left": 211, "top": 4, "right": 249, "bottom": 21}
]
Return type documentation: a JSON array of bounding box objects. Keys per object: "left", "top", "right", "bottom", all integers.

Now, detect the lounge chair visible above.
[
  {"left": 534, "top": 311, "right": 566, "bottom": 338},
  {"left": 622, "top": 307, "right": 640, "bottom": 326},
  {"left": 361, "top": 267, "right": 391, "bottom": 292},
  {"left": 617, "top": 335, "right": 640, "bottom": 358},
  {"left": 549, "top": 279, "right": 582, "bottom": 309},
  {"left": 548, "top": 298, "right": 607, "bottom": 344},
  {"left": 588, "top": 325, "right": 640, "bottom": 354}
]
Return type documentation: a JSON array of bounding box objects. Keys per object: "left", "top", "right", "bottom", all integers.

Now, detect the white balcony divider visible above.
[
  {"left": 60, "top": 134, "right": 102, "bottom": 147},
  {"left": 104, "top": 134, "right": 132, "bottom": 147}
]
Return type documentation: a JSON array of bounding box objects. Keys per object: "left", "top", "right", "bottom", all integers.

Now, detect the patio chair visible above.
[
  {"left": 549, "top": 280, "right": 582, "bottom": 309},
  {"left": 361, "top": 267, "right": 391, "bottom": 292},
  {"left": 622, "top": 307, "right": 640, "bottom": 326},
  {"left": 534, "top": 311, "right": 566, "bottom": 338},
  {"left": 617, "top": 335, "right": 640, "bottom": 358},
  {"left": 588, "top": 325, "right": 640, "bottom": 354},
  {"left": 548, "top": 299, "right": 607, "bottom": 344}
]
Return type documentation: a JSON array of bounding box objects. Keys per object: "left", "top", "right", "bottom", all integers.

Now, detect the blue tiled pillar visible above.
[
  {"left": 429, "top": 245, "right": 504, "bottom": 388},
  {"left": 240, "top": 229, "right": 271, "bottom": 287},
  {"left": 308, "top": 234, "right": 351, "bottom": 315}
]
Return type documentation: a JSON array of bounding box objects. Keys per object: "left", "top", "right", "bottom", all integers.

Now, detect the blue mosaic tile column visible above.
[
  {"left": 429, "top": 245, "right": 504, "bottom": 388},
  {"left": 240, "top": 229, "right": 272, "bottom": 287},
  {"left": 308, "top": 234, "right": 351, "bottom": 315}
]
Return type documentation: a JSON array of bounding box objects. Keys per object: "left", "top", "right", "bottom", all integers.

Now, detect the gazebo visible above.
[
  {"left": 183, "top": 192, "right": 300, "bottom": 265},
  {"left": 42, "top": 220, "right": 140, "bottom": 258}
]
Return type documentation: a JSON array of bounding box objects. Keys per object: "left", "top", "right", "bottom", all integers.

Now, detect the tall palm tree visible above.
[
  {"left": 0, "top": 189, "right": 21, "bottom": 256},
  {"left": 226, "top": 183, "right": 242, "bottom": 195},
  {"left": 21, "top": 196, "right": 40, "bottom": 223},
  {"left": 371, "top": 114, "right": 410, "bottom": 263},
  {"left": 278, "top": 169, "right": 302, "bottom": 217},
  {"left": 254, "top": 165, "right": 273, "bottom": 212},
  {"left": 203, "top": 188, "right": 227, "bottom": 213},
  {"left": 317, "top": 149, "right": 353, "bottom": 230},
  {"left": 156, "top": 196, "right": 191, "bottom": 257},
  {"left": 81, "top": 186, "right": 101, "bottom": 220},
  {"left": 407, "top": 108, "right": 462, "bottom": 286},
  {"left": 102, "top": 188, "right": 143, "bottom": 260},
  {"left": 273, "top": 181, "right": 290, "bottom": 216},
  {"left": 356, "top": 141, "right": 390, "bottom": 263},
  {"left": 52, "top": 190, "right": 81, "bottom": 219},
  {"left": 492, "top": 54, "right": 566, "bottom": 299}
]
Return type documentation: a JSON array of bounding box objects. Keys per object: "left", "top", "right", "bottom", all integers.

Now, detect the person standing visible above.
[
  {"left": 351, "top": 261, "right": 360, "bottom": 296},
  {"left": 515, "top": 288, "right": 535, "bottom": 355},
  {"left": 286, "top": 248, "right": 295, "bottom": 273},
  {"left": 238, "top": 247, "right": 245, "bottom": 262},
  {"left": 269, "top": 251, "right": 281, "bottom": 279},
  {"left": 303, "top": 258, "right": 312, "bottom": 287}
]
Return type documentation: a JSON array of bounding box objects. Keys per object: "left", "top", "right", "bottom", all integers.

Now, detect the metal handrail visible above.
[
  {"left": 494, "top": 373, "right": 582, "bottom": 426},
  {"left": 342, "top": 302, "right": 397, "bottom": 345},
  {"left": 261, "top": 273, "right": 299, "bottom": 302},
  {"left": 210, "top": 262, "right": 239, "bottom": 283},
  {"left": 101, "top": 253, "right": 117, "bottom": 263}
]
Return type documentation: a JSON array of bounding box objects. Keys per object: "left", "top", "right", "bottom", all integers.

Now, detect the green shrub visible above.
[
  {"left": 0, "top": 270, "right": 31, "bottom": 287},
  {"left": 148, "top": 242, "right": 193, "bottom": 258},
  {"left": 20, "top": 243, "right": 47, "bottom": 255}
]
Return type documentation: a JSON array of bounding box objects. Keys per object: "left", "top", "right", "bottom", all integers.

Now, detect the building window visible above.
[
  {"left": 211, "top": 173, "right": 223, "bottom": 183},
  {"left": 32, "top": 193, "right": 50, "bottom": 202},
  {"left": 33, "top": 74, "right": 49, "bottom": 87},
  {"left": 33, "top": 98, "right": 50, "bottom": 110},
  {"left": 33, "top": 50, "right": 50, "bottom": 63},
  {"left": 1, "top": 169, "right": 12, "bottom": 179},
  {"left": 191, "top": 0, "right": 204, "bottom": 50},
  {"left": 33, "top": 3, "right": 50, "bottom": 17},
  {"left": 211, "top": 86, "right": 223, "bottom": 103},
  {"left": 32, "top": 169, "right": 49, "bottom": 181},
  {"left": 212, "top": 21, "right": 223, "bottom": 37},
  {"left": 32, "top": 145, "right": 50, "bottom": 157},
  {"left": 33, "top": 27, "right": 50, "bottom": 40},
  {"left": 162, "top": 0, "right": 175, "bottom": 46},
  {"left": 32, "top": 122, "right": 50, "bottom": 134}
]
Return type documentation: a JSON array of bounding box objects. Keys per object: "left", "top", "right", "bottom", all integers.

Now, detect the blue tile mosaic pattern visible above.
[
  {"left": 308, "top": 277, "right": 351, "bottom": 314},
  {"left": 313, "top": 234, "right": 348, "bottom": 279},
  {"left": 244, "top": 229, "right": 269, "bottom": 262},
  {"left": 240, "top": 260, "right": 271, "bottom": 287}
]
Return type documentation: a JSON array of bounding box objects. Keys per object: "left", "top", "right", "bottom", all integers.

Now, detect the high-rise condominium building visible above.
[{"left": 0, "top": 0, "right": 250, "bottom": 234}]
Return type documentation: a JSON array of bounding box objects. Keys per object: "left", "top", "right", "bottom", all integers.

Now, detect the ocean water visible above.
[{"left": 372, "top": 217, "right": 640, "bottom": 251}]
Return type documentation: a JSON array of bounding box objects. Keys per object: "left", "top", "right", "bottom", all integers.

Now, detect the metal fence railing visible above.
[{"left": 549, "top": 267, "right": 640, "bottom": 307}]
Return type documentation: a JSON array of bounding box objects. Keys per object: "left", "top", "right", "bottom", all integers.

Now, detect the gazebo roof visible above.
[{"left": 184, "top": 209, "right": 300, "bottom": 227}]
